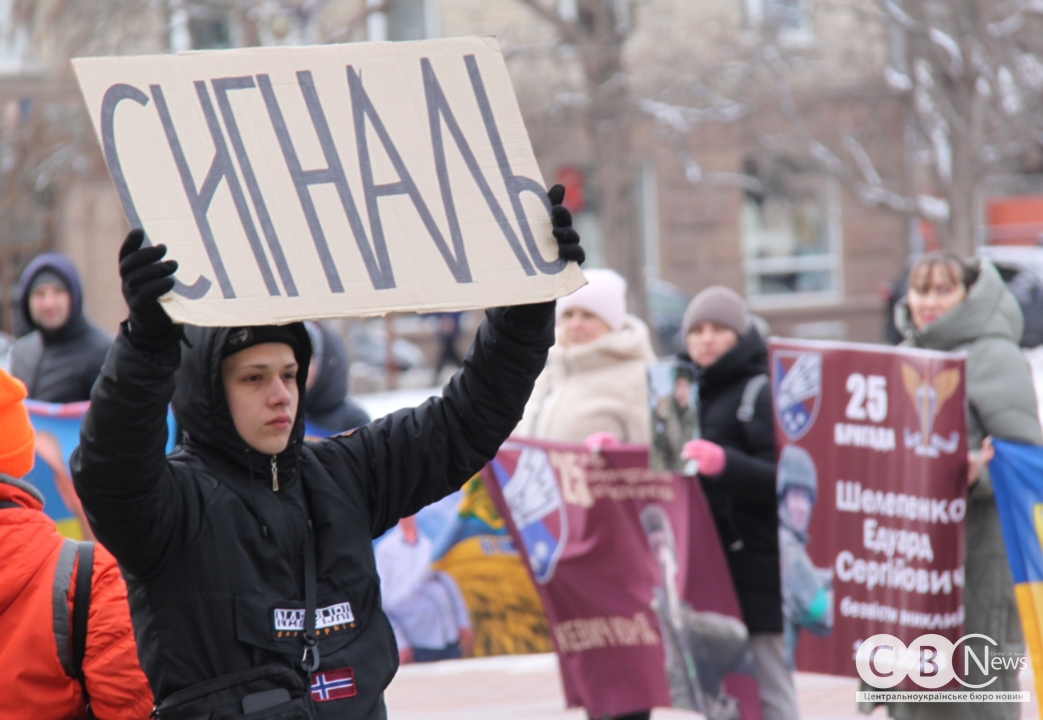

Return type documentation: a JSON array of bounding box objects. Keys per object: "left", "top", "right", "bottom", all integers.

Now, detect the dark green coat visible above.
[{"left": 886, "top": 259, "right": 1041, "bottom": 719}]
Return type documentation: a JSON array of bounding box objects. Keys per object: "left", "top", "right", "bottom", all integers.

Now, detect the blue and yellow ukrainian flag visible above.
[{"left": 990, "top": 439, "right": 1043, "bottom": 701}]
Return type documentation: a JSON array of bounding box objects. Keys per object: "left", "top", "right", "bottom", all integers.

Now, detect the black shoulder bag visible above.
[{"left": 152, "top": 521, "right": 318, "bottom": 720}]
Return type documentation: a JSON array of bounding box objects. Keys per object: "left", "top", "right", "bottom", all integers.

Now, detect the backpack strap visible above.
[
  {"left": 72, "top": 541, "right": 95, "bottom": 690},
  {"left": 53, "top": 538, "right": 79, "bottom": 677},
  {"left": 54, "top": 539, "right": 95, "bottom": 713},
  {"left": 737, "top": 374, "right": 769, "bottom": 423}
]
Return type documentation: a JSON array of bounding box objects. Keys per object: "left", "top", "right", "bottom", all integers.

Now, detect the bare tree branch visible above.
[{"left": 877, "top": 0, "right": 923, "bottom": 32}]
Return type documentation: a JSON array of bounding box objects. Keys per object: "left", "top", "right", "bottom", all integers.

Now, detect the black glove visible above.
[
  {"left": 119, "top": 229, "right": 180, "bottom": 349},
  {"left": 549, "top": 184, "right": 584, "bottom": 265},
  {"left": 496, "top": 185, "right": 585, "bottom": 334}
]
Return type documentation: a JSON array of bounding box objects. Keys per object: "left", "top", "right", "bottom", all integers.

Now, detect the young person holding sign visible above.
[{"left": 71, "top": 186, "right": 584, "bottom": 720}]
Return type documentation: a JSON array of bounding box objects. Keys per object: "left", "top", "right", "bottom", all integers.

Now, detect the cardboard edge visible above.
[
  {"left": 479, "top": 35, "right": 503, "bottom": 54},
  {"left": 158, "top": 263, "right": 589, "bottom": 326}
]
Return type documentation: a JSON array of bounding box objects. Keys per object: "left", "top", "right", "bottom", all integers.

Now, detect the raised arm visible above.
[
  {"left": 313, "top": 185, "right": 584, "bottom": 537},
  {"left": 71, "top": 230, "right": 185, "bottom": 577},
  {"left": 321, "top": 303, "right": 557, "bottom": 537}
]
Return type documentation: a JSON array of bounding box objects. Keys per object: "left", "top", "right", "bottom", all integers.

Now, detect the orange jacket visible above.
[{"left": 0, "top": 475, "right": 153, "bottom": 720}]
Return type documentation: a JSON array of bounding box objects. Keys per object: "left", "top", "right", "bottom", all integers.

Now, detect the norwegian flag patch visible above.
[{"left": 311, "top": 667, "right": 357, "bottom": 702}]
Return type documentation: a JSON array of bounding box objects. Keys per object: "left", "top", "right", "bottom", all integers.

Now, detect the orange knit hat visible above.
[{"left": 0, "top": 368, "right": 35, "bottom": 478}]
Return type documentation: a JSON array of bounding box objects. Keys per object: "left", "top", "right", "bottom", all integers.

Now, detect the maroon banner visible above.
[
  {"left": 768, "top": 339, "right": 968, "bottom": 681},
  {"left": 483, "top": 439, "right": 761, "bottom": 719}
]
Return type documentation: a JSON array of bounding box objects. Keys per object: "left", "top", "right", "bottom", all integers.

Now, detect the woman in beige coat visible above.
[
  {"left": 516, "top": 269, "right": 656, "bottom": 447},
  {"left": 516, "top": 268, "right": 656, "bottom": 720}
]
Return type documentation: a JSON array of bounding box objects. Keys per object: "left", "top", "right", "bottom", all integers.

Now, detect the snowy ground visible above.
[{"left": 385, "top": 653, "right": 1039, "bottom": 719}]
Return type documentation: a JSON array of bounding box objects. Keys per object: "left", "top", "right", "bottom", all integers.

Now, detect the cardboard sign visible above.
[
  {"left": 73, "top": 37, "right": 585, "bottom": 325},
  {"left": 768, "top": 339, "right": 967, "bottom": 682}
]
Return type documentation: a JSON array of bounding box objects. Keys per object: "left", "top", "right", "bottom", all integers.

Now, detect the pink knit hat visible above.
[{"left": 556, "top": 269, "right": 627, "bottom": 331}]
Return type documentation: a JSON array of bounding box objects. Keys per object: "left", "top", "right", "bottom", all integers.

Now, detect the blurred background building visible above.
[{"left": 3, "top": 0, "right": 1043, "bottom": 370}]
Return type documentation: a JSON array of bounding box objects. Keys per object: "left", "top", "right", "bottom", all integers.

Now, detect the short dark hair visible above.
[{"left": 908, "top": 251, "right": 978, "bottom": 294}]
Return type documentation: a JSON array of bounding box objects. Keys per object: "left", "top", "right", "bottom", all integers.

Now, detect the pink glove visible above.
[
  {"left": 682, "top": 439, "right": 727, "bottom": 476},
  {"left": 585, "top": 432, "right": 620, "bottom": 453}
]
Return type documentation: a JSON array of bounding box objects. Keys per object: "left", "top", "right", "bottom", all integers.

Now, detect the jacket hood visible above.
[
  {"left": 895, "top": 259, "right": 1023, "bottom": 350},
  {"left": 17, "top": 253, "right": 85, "bottom": 337},
  {"left": 173, "top": 324, "right": 312, "bottom": 474},
  {"left": 305, "top": 322, "right": 349, "bottom": 416},
  {"left": 0, "top": 474, "right": 50, "bottom": 616},
  {"left": 0, "top": 474, "right": 45, "bottom": 509},
  {"left": 686, "top": 325, "right": 768, "bottom": 395},
  {"left": 548, "top": 314, "right": 656, "bottom": 373}
]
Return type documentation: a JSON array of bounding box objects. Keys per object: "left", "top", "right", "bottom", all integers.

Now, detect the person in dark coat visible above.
[
  {"left": 677, "top": 286, "right": 800, "bottom": 720},
  {"left": 9, "top": 253, "right": 111, "bottom": 403},
  {"left": 303, "top": 321, "right": 370, "bottom": 434},
  {"left": 70, "top": 186, "right": 584, "bottom": 720}
]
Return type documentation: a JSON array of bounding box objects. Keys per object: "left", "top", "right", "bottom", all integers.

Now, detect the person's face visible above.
[
  {"left": 673, "top": 377, "right": 692, "bottom": 407},
  {"left": 29, "top": 283, "right": 71, "bottom": 331},
  {"left": 559, "top": 308, "right": 612, "bottom": 347},
  {"left": 784, "top": 488, "right": 814, "bottom": 533},
  {"left": 221, "top": 343, "right": 299, "bottom": 455},
  {"left": 686, "top": 321, "right": 740, "bottom": 368},
  {"left": 907, "top": 265, "right": 967, "bottom": 330}
]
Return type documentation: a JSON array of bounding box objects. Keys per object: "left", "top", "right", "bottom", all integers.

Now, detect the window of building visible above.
[
  {"left": 744, "top": 0, "right": 813, "bottom": 44},
  {"left": 169, "top": 1, "right": 232, "bottom": 51},
  {"left": 368, "top": 0, "right": 439, "bottom": 42},
  {"left": 188, "top": 3, "right": 231, "bottom": 50},
  {"left": 741, "top": 161, "right": 842, "bottom": 306},
  {"left": 0, "top": 0, "right": 32, "bottom": 74},
  {"left": 557, "top": 0, "right": 578, "bottom": 22}
]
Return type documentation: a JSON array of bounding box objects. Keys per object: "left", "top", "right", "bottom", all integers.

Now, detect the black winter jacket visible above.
[
  {"left": 10, "top": 316, "right": 111, "bottom": 402},
  {"left": 71, "top": 305, "right": 554, "bottom": 719},
  {"left": 305, "top": 322, "right": 370, "bottom": 434},
  {"left": 689, "top": 327, "right": 782, "bottom": 635},
  {"left": 10, "top": 252, "right": 111, "bottom": 403}
]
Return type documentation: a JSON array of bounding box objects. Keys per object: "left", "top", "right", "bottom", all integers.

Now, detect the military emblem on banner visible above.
[
  {"left": 901, "top": 364, "right": 961, "bottom": 457},
  {"left": 491, "top": 445, "right": 568, "bottom": 584},
  {"left": 773, "top": 351, "right": 823, "bottom": 441}
]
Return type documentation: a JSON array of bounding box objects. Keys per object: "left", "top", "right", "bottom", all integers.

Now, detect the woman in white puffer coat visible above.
[{"left": 516, "top": 269, "right": 656, "bottom": 447}]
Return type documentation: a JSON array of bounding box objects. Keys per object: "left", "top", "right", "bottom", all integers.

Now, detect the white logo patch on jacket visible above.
[{"left": 274, "top": 602, "right": 355, "bottom": 632}]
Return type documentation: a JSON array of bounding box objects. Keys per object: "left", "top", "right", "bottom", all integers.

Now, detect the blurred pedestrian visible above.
[
  {"left": 304, "top": 321, "right": 370, "bottom": 434},
  {"left": 70, "top": 186, "right": 582, "bottom": 719},
  {"left": 433, "top": 311, "right": 465, "bottom": 379},
  {"left": 678, "top": 286, "right": 801, "bottom": 720},
  {"left": 376, "top": 515, "right": 473, "bottom": 664},
  {"left": 0, "top": 367, "right": 152, "bottom": 720},
  {"left": 886, "top": 252, "right": 1042, "bottom": 719},
  {"left": 516, "top": 268, "right": 656, "bottom": 447},
  {"left": 9, "top": 252, "right": 111, "bottom": 403},
  {"left": 651, "top": 362, "right": 697, "bottom": 472}
]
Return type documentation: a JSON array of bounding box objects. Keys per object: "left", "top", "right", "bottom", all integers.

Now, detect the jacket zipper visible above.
[{"left": 271, "top": 455, "right": 279, "bottom": 492}]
